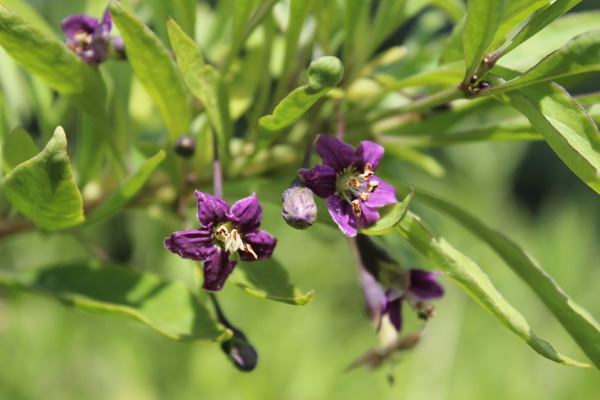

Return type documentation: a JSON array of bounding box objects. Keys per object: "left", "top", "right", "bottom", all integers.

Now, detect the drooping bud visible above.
[
  {"left": 281, "top": 178, "right": 317, "bottom": 229},
  {"left": 221, "top": 329, "right": 258, "bottom": 372},
  {"left": 174, "top": 135, "right": 196, "bottom": 158}
]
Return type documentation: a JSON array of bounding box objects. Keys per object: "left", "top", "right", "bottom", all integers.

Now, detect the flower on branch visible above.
[
  {"left": 380, "top": 269, "right": 445, "bottom": 332},
  {"left": 355, "top": 235, "right": 444, "bottom": 332},
  {"left": 61, "top": 8, "right": 124, "bottom": 63},
  {"left": 164, "top": 191, "right": 277, "bottom": 291},
  {"left": 299, "top": 135, "right": 397, "bottom": 237}
]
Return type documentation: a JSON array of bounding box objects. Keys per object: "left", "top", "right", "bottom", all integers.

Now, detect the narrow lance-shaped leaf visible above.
[
  {"left": 1, "top": 126, "right": 84, "bottom": 230},
  {"left": 493, "top": 79, "right": 600, "bottom": 195},
  {"left": 84, "top": 150, "right": 166, "bottom": 226},
  {"left": 229, "top": 258, "right": 314, "bottom": 306},
  {"left": 402, "top": 186, "right": 600, "bottom": 369},
  {"left": 109, "top": 0, "right": 191, "bottom": 141},
  {"left": 259, "top": 56, "right": 344, "bottom": 136},
  {"left": 0, "top": 5, "right": 106, "bottom": 114},
  {"left": 486, "top": 29, "right": 600, "bottom": 94},
  {"left": 273, "top": 0, "right": 314, "bottom": 101},
  {"left": 461, "top": 0, "right": 505, "bottom": 85},
  {"left": 0, "top": 263, "right": 231, "bottom": 342},
  {"left": 497, "top": 0, "right": 582, "bottom": 61},
  {"left": 167, "top": 18, "right": 232, "bottom": 160},
  {"left": 489, "top": 0, "right": 550, "bottom": 51},
  {"left": 397, "top": 212, "right": 589, "bottom": 367}
]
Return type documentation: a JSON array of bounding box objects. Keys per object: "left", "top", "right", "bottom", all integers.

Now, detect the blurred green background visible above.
[{"left": 1, "top": 0, "right": 600, "bottom": 399}]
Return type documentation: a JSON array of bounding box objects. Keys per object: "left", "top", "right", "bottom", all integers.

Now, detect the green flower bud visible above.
[{"left": 307, "top": 56, "right": 344, "bottom": 94}]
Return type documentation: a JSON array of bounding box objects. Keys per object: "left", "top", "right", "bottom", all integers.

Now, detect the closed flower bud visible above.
[
  {"left": 174, "top": 135, "right": 196, "bottom": 158},
  {"left": 281, "top": 178, "right": 318, "bottom": 229},
  {"left": 221, "top": 330, "right": 258, "bottom": 372}
]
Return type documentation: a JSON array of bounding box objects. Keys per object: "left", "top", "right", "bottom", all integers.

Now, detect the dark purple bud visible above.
[
  {"left": 221, "top": 329, "right": 258, "bottom": 372},
  {"left": 174, "top": 135, "right": 196, "bottom": 158},
  {"left": 281, "top": 178, "right": 317, "bottom": 229},
  {"left": 477, "top": 80, "right": 491, "bottom": 90}
]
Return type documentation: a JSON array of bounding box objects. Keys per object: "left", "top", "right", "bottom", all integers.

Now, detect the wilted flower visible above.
[
  {"left": 61, "top": 8, "right": 123, "bottom": 63},
  {"left": 299, "top": 135, "right": 396, "bottom": 237},
  {"left": 355, "top": 235, "right": 444, "bottom": 332},
  {"left": 381, "top": 269, "right": 444, "bottom": 331},
  {"left": 164, "top": 191, "right": 277, "bottom": 291},
  {"left": 281, "top": 178, "right": 317, "bottom": 229}
]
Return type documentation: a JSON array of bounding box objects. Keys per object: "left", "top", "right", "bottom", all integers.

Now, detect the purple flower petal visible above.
[
  {"left": 326, "top": 195, "right": 358, "bottom": 237},
  {"left": 202, "top": 249, "right": 238, "bottom": 291},
  {"left": 354, "top": 141, "right": 384, "bottom": 171},
  {"left": 364, "top": 178, "right": 397, "bottom": 207},
  {"left": 359, "top": 267, "right": 386, "bottom": 322},
  {"left": 164, "top": 228, "right": 216, "bottom": 261},
  {"left": 298, "top": 165, "right": 337, "bottom": 198},
  {"left": 359, "top": 203, "right": 380, "bottom": 227},
  {"left": 384, "top": 297, "right": 403, "bottom": 332},
  {"left": 408, "top": 269, "right": 444, "bottom": 301},
  {"left": 239, "top": 231, "right": 277, "bottom": 261},
  {"left": 61, "top": 14, "right": 98, "bottom": 40},
  {"left": 99, "top": 8, "right": 112, "bottom": 31},
  {"left": 314, "top": 135, "right": 355, "bottom": 173},
  {"left": 230, "top": 193, "right": 262, "bottom": 233},
  {"left": 195, "top": 191, "right": 230, "bottom": 227}
]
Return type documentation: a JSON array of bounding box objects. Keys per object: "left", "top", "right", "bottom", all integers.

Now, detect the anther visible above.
[
  {"left": 244, "top": 244, "right": 258, "bottom": 260},
  {"left": 351, "top": 199, "right": 362, "bottom": 217},
  {"left": 359, "top": 163, "right": 374, "bottom": 180},
  {"left": 367, "top": 180, "right": 379, "bottom": 193},
  {"left": 359, "top": 192, "right": 370, "bottom": 201}
]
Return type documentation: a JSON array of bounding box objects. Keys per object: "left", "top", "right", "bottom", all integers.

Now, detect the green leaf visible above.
[
  {"left": 360, "top": 190, "right": 413, "bottom": 235},
  {"left": 500, "top": 10, "right": 600, "bottom": 71},
  {"left": 84, "top": 150, "right": 166, "bottom": 226},
  {"left": 487, "top": 30, "right": 600, "bottom": 93},
  {"left": 259, "top": 56, "right": 344, "bottom": 135},
  {"left": 0, "top": 0, "right": 59, "bottom": 36},
  {"left": 499, "top": 0, "right": 582, "bottom": 61},
  {"left": 462, "top": 0, "right": 505, "bottom": 84},
  {"left": 404, "top": 187, "right": 600, "bottom": 369},
  {"left": 0, "top": 5, "right": 106, "bottom": 114},
  {"left": 1, "top": 126, "right": 84, "bottom": 230},
  {"left": 109, "top": 0, "right": 191, "bottom": 141},
  {"left": 1, "top": 126, "right": 38, "bottom": 173},
  {"left": 167, "top": 18, "right": 231, "bottom": 159},
  {"left": 494, "top": 79, "right": 600, "bottom": 195},
  {"left": 490, "top": 0, "right": 550, "bottom": 50},
  {"left": 0, "top": 263, "right": 231, "bottom": 342},
  {"left": 381, "top": 144, "right": 446, "bottom": 178},
  {"left": 228, "top": 0, "right": 258, "bottom": 69},
  {"left": 396, "top": 212, "right": 590, "bottom": 367},
  {"left": 229, "top": 258, "right": 314, "bottom": 305}
]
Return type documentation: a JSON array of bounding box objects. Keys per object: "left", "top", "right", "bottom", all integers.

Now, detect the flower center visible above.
[
  {"left": 335, "top": 163, "right": 379, "bottom": 217},
  {"left": 214, "top": 224, "right": 258, "bottom": 260}
]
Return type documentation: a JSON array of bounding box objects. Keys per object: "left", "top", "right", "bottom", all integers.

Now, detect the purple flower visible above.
[
  {"left": 380, "top": 269, "right": 444, "bottom": 332},
  {"left": 299, "top": 135, "right": 397, "bottom": 237},
  {"left": 164, "top": 191, "right": 277, "bottom": 291},
  {"left": 61, "top": 8, "right": 120, "bottom": 63}
]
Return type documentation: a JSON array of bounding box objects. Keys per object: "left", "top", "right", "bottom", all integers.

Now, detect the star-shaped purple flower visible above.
[
  {"left": 380, "top": 269, "right": 444, "bottom": 331},
  {"left": 61, "top": 8, "right": 121, "bottom": 63},
  {"left": 299, "top": 135, "right": 397, "bottom": 237},
  {"left": 164, "top": 191, "right": 277, "bottom": 291}
]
